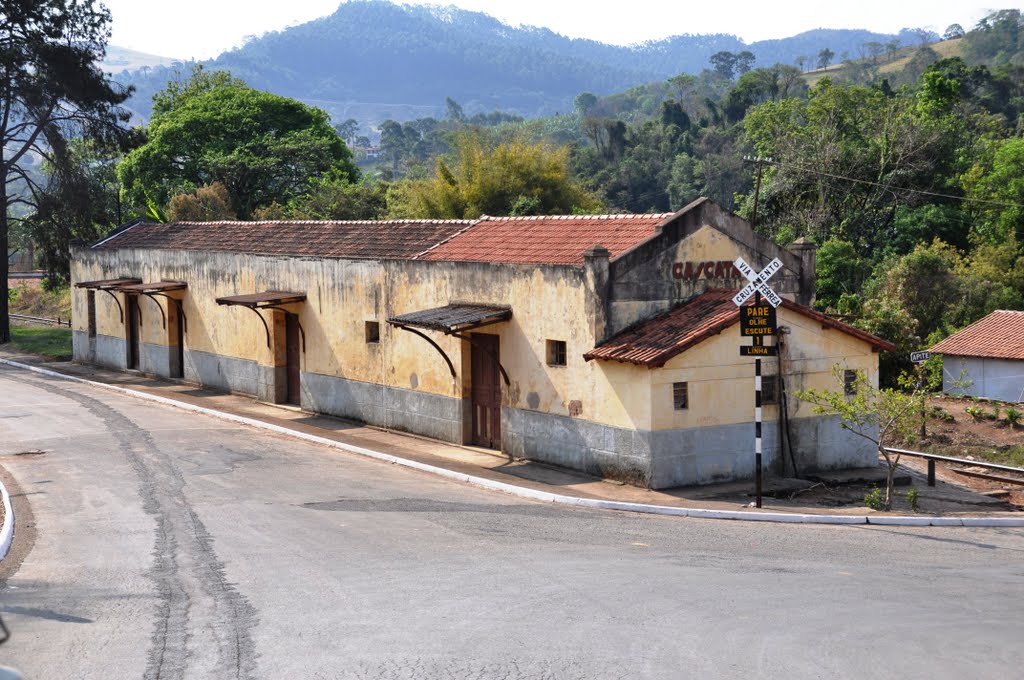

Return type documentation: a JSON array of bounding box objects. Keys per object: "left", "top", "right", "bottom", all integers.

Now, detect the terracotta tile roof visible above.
[
  {"left": 584, "top": 289, "right": 896, "bottom": 368},
  {"left": 416, "top": 213, "right": 675, "bottom": 265},
  {"left": 930, "top": 310, "right": 1024, "bottom": 360},
  {"left": 93, "top": 219, "right": 474, "bottom": 260}
]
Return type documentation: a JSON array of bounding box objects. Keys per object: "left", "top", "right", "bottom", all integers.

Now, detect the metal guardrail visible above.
[
  {"left": 9, "top": 313, "right": 71, "bottom": 328},
  {"left": 884, "top": 447, "right": 1024, "bottom": 487}
]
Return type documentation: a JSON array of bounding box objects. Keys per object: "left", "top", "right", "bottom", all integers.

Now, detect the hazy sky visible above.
[{"left": 103, "top": 0, "right": 1006, "bottom": 61}]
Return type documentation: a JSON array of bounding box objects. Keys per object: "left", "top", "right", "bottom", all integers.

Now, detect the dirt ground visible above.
[{"left": 906, "top": 395, "right": 1024, "bottom": 508}]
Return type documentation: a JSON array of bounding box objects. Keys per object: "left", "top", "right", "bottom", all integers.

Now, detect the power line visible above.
[{"left": 764, "top": 158, "right": 1024, "bottom": 210}]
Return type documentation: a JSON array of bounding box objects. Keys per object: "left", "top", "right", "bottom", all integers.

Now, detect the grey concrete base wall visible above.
[
  {"left": 75, "top": 332, "right": 126, "bottom": 370},
  {"left": 183, "top": 349, "right": 276, "bottom": 402},
  {"left": 502, "top": 408, "right": 653, "bottom": 486},
  {"left": 141, "top": 342, "right": 171, "bottom": 378},
  {"left": 787, "top": 414, "right": 878, "bottom": 473},
  {"left": 301, "top": 371, "right": 463, "bottom": 444},
  {"left": 72, "top": 330, "right": 92, "bottom": 364},
  {"left": 944, "top": 357, "right": 1024, "bottom": 403},
  {"left": 503, "top": 409, "right": 876, "bottom": 489},
  {"left": 649, "top": 421, "right": 782, "bottom": 489}
]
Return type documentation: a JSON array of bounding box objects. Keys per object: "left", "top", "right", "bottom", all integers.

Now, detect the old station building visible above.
[{"left": 70, "top": 199, "right": 894, "bottom": 489}]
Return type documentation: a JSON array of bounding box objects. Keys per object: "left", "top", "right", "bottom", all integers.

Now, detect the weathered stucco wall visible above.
[
  {"left": 69, "top": 207, "right": 879, "bottom": 490},
  {"left": 942, "top": 356, "right": 1024, "bottom": 403},
  {"left": 605, "top": 201, "right": 814, "bottom": 339}
]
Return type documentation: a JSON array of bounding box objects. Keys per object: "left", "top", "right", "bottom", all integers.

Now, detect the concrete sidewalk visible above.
[{"left": 2, "top": 347, "right": 1023, "bottom": 527}]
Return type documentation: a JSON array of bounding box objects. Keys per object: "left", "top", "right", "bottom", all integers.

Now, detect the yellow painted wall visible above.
[
  {"left": 648, "top": 305, "right": 879, "bottom": 431},
  {"left": 70, "top": 225, "right": 878, "bottom": 437}
]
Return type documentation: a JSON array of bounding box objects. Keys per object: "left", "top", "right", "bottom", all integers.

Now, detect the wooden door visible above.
[
  {"left": 471, "top": 333, "right": 501, "bottom": 449},
  {"left": 285, "top": 313, "right": 301, "bottom": 405},
  {"left": 126, "top": 295, "right": 140, "bottom": 370},
  {"left": 173, "top": 301, "right": 184, "bottom": 379}
]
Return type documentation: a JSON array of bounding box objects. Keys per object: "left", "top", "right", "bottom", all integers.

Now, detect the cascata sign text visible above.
[{"left": 672, "top": 261, "right": 743, "bottom": 281}]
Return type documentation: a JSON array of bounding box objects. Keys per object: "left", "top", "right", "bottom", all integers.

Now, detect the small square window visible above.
[
  {"left": 843, "top": 370, "right": 858, "bottom": 395},
  {"left": 365, "top": 321, "right": 380, "bottom": 343},
  {"left": 673, "top": 382, "right": 689, "bottom": 410},
  {"left": 546, "top": 339, "right": 567, "bottom": 366},
  {"left": 761, "top": 375, "right": 778, "bottom": 404}
]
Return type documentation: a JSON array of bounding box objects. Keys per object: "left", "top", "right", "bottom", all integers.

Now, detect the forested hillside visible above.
[
  {"left": 118, "top": 0, "right": 918, "bottom": 124},
  {"left": 23, "top": 3, "right": 1024, "bottom": 386}
]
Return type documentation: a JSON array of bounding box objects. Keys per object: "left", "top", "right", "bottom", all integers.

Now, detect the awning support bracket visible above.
[
  {"left": 101, "top": 288, "right": 125, "bottom": 324},
  {"left": 262, "top": 305, "right": 305, "bottom": 353},
  {"left": 141, "top": 293, "right": 167, "bottom": 330},
  {"left": 392, "top": 324, "right": 456, "bottom": 379}
]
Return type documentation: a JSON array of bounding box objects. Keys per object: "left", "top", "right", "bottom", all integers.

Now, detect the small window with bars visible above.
[
  {"left": 673, "top": 382, "right": 689, "bottom": 410},
  {"left": 844, "top": 369, "right": 858, "bottom": 395},
  {"left": 761, "top": 375, "right": 778, "bottom": 404},
  {"left": 546, "top": 339, "right": 567, "bottom": 366}
]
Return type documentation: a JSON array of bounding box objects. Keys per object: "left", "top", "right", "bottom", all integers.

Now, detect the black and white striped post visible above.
[{"left": 733, "top": 257, "right": 782, "bottom": 509}]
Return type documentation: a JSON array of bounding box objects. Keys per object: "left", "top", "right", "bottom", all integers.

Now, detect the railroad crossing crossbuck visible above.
[{"left": 731, "top": 256, "right": 783, "bottom": 508}]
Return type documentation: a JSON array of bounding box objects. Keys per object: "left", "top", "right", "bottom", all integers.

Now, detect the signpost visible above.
[
  {"left": 910, "top": 351, "right": 932, "bottom": 363},
  {"left": 733, "top": 256, "right": 782, "bottom": 508}
]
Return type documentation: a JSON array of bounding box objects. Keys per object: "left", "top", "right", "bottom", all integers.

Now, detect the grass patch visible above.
[
  {"left": 982, "top": 445, "right": 1024, "bottom": 469},
  {"left": 8, "top": 326, "right": 72, "bottom": 361}
]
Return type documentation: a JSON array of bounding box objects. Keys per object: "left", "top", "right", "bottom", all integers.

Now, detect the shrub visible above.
[
  {"left": 906, "top": 487, "right": 920, "bottom": 513},
  {"left": 1006, "top": 408, "right": 1022, "bottom": 428},
  {"left": 965, "top": 405, "right": 985, "bottom": 421},
  {"left": 864, "top": 486, "right": 886, "bottom": 511}
]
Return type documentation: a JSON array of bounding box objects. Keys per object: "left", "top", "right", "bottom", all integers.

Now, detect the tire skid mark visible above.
[{"left": 23, "top": 375, "right": 257, "bottom": 679}]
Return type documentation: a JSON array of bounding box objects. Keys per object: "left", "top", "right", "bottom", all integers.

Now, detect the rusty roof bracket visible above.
[
  {"left": 227, "top": 305, "right": 272, "bottom": 348},
  {"left": 144, "top": 294, "right": 188, "bottom": 334},
  {"left": 262, "top": 304, "right": 305, "bottom": 353},
  {"left": 140, "top": 293, "right": 167, "bottom": 329},
  {"left": 100, "top": 288, "right": 125, "bottom": 324},
  {"left": 450, "top": 331, "right": 510, "bottom": 386},
  {"left": 390, "top": 323, "right": 457, "bottom": 380}
]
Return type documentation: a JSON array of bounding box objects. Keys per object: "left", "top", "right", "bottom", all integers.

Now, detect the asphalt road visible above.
[{"left": 1, "top": 364, "right": 1023, "bottom": 679}]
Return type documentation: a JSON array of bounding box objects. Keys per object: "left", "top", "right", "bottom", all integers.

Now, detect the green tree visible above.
[
  {"left": 709, "top": 51, "right": 738, "bottom": 80},
  {"left": 815, "top": 239, "right": 869, "bottom": 310},
  {"left": 817, "top": 48, "right": 835, "bottom": 70},
  {"left": 255, "top": 177, "right": 388, "bottom": 221},
  {"left": 798, "top": 367, "right": 929, "bottom": 511},
  {"left": 1, "top": 0, "right": 132, "bottom": 342},
  {"left": 574, "top": 92, "right": 598, "bottom": 116},
  {"left": 388, "top": 129, "right": 601, "bottom": 219},
  {"left": 28, "top": 138, "right": 129, "bottom": 284},
  {"left": 118, "top": 80, "right": 357, "bottom": 219}
]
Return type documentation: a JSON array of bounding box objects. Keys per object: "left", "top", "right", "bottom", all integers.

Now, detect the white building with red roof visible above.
[
  {"left": 930, "top": 310, "right": 1024, "bottom": 403},
  {"left": 70, "top": 199, "right": 894, "bottom": 488}
]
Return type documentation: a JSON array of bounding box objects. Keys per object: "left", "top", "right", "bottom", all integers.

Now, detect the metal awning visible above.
[
  {"left": 116, "top": 281, "right": 189, "bottom": 331},
  {"left": 387, "top": 304, "right": 512, "bottom": 333},
  {"left": 116, "top": 281, "right": 188, "bottom": 294},
  {"left": 216, "top": 291, "right": 306, "bottom": 350},
  {"left": 215, "top": 291, "right": 306, "bottom": 308},
  {"left": 74, "top": 278, "right": 142, "bottom": 323},
  {"left": 388, "top": 304, "right": 512, "bottom": 384},
  {"left": 75, "top": 277, "right": 141, "bottom": 289}
]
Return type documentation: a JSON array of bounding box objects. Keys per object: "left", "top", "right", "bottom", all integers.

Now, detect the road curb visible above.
[
  {"left": 4, "top": 358, "right": 1024, "bottom": 528},
  {"left": 0, "top": 474, "right": 13, "bottom": 562}
]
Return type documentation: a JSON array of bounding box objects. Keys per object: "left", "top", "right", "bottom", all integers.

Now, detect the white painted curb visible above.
[
  {"left": 0, "top": 476, "right": 13, "bottom": 561},
  {"left": 3, "top": 358, "right": 1024, "bottom": 529}
]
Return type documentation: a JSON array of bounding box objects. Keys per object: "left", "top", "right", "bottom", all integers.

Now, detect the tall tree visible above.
[
  {"left": 817, "top": 48, "right": 835, "bottom": 70},
  {"left": 1, "top": 0, "right": 131, "bottom": 342},
  {"left": 388, "top": 129, "right": 601, "bottom": 219},
  {"left": 118, "top": 78, "right": 358, "bottom": 219}
]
